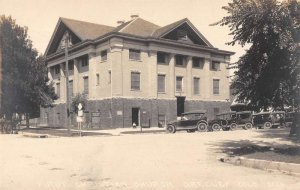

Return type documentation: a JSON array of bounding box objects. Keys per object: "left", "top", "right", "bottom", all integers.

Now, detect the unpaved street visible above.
[{"left": 0, "top": 129, "right": 299, "bottom": 190}]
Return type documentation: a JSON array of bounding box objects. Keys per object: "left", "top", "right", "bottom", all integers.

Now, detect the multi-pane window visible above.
[
  {"left": 129, "top": 49, "right": 141, "bottom": 60},
  {"left": 131, "top": 72, "right": 140, "bottom": 90},
  {"left": 83, "top": 77, "right": 89, "bottom": 95},
  {"left": 176, "top": 76, "right": 183, "bottom": 92},
  {"left": 157, "top": 74, "right": 166, "bottom": 93},
  {"left": 213, "top": 79, "right": 220, "bottom": 95},
  {"left": 68, "top": 80, "right": 73, "bottom": 98},
  {"left": 68, "top": 60, "right": 74, "bottom": 71},
  {"left": 56, "top": 83, "right": 60, "bottom": 98},
  {"left": 157, "top": 52, "right": 168, "bottom": 64},
  {"left": 54, "top": 65, "right": 60, "bottom": 74},
  {"left": 211, "top": 61, "right": 220, "bottom": 71},
  {"left": 96, "top": 74, "right": 100, "bottom": 86},
  {"left": 192, "top": 57, "right": 204, "bottom": 69},
  {"left": 193, "top": 77, "right": 200, "bottom": 95},
  {"left": 175, "top": 55, "right": 186, "bottom": 66},
  {"left": 101, "top": 50, "right": 107, "bottom": 61},
  {"left": 81, "top": 56, "right": 88, "bottom": 67}
]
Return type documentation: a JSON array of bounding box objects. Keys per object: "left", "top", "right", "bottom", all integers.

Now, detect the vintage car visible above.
[
  {"left": 166, "top": 110, "right": 208, "bottom": 133},
  {"left": 253, "top": 111, "right": 285, "bottom": 128},
  {"left": 208, "top": 111, "right": 253, "bottom": 131}
]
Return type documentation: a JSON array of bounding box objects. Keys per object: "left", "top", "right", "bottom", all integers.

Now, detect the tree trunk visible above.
[{"left": 26, "top": 113, "right": 30, "bottom": 128}]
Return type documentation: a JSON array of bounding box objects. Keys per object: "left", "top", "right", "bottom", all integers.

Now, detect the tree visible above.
[
  {"left": 214, "top": 0, "right": 300, "bottom": 111},
  {"left": 0, "top": 15, "right": 57, "bottom": 129}
]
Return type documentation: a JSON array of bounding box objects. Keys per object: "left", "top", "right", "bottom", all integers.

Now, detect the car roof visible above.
[
  {"left": 236, "top": 111, "right": 252, "bottom": 114},
  {"left": 182, "top": 110, "right": 206, "bottom": 115},
  {"left": 253, "top": 111, "right": 285, "bottom": 115}
]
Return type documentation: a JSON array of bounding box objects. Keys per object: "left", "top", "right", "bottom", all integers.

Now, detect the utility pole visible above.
[{"left": 64, "top": 32, "right": 71, "bottom": 134}]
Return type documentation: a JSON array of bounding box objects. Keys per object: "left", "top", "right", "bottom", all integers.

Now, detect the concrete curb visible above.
[
  {"left": 221, "top": 156, "right": 300, "bottom": 176},
  {"left": 21, "top": 132, "right": 57, "bottom": 138}
]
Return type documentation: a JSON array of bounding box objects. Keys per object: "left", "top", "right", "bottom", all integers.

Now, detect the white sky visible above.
[{"left": 0, "top": 0, "right": 246, "bottom": 64}]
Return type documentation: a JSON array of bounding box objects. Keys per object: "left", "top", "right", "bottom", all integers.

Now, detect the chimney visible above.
[
  {"left": 117, "top": 20, "right": 125, "bottom": 25},
  {"left": 130, "top": 14, "right": 139, "bottom": 20}
]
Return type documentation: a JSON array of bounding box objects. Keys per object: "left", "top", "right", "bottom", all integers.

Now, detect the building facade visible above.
[{"left": 41, "top": 16, "right": 234, "bottom": 128}]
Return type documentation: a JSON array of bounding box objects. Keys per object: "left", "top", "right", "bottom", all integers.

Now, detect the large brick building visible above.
[{"left": 41, "top": 16, "right": 234, "bottom": 128}]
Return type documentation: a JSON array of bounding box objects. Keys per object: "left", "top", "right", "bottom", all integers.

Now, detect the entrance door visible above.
[
  {"left": 177, "top": 96, "right": 185, "bottom": 116},
  {"left": 132, "top": 108, "right": 140, "bottom": 126}
]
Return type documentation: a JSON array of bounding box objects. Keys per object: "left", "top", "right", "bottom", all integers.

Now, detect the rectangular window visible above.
[
  {"left": 129, "top": 49, "right": 141, "bottom": 60},
  {"left": 68, "top": 60, "right": 74, "bottom": 71},
  {"left": 131, "top": 72, "right": 140, "bottom": 90},
  {"left": 108, "top": 70, "right": 111, "bottom": 84},
  {"left": 193, "top": 77, "right": 200, "bottom": 95},
  {"left": 83, "top": 77, "right": 89, "bottom": 95},
  {"left": 81, "top": 56, "right": 88, "bottom": 67},
  {"left": 96, "top": 74, "right": 100, "bottom": 86},
  {"left": 213, "top": 79, "right": 220, "bottom": 95},
  {"left": 157, "top": 52, "right": 168, "bottom": 64},
  {"left": 214, "top": 108, "right": 220, "bottom": 116},
  {"left": 211, "top": 61, "right": 220, "bottom": 71},
  {"left": 101, "top": 50, "right": 107, "bottom": 62},
  {"left": 56, "top": 83, "right": 60, "bottom": 98},
  {"left": 157, "top": 74, "right": 166, "bottom": 93},
  {"left": 54, "top": 65, "right": 60, "bottom": 74},
  {"left": 192, "top": 57, "right": 204, "bottom": 69},
  {"left": 176, "top": 76, "right": 183, "bottom": 92},
  {"left": 175, "top": 55, "right": 186, "bottom": 66},
  {"left": 68, "top": 80, "right": 73, "bottom": 98}
]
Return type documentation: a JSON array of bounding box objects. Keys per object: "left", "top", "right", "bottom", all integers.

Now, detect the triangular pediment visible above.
[
  {"left": 45, "top": 19, "right": 82, "bottom": 56},
  {"left": 153, "top": 19, "right": 213, "bottom": 47}
]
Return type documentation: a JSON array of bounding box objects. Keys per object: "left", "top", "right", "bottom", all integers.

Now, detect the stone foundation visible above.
[{"left": 40, "top": 98, "right": 230, "bottom": 128}]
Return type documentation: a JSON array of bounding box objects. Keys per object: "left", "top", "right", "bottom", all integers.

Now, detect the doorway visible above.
[
  {"left": 177, "top": 96, "right": 185, "bottom": 116},
  {"left": 132, "top": 108, "right": 140, "bottom": 126}
]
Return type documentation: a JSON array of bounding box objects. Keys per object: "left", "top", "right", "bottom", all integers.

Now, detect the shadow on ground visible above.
[
  {"left": 120, "top": 129, "right": 165, "bottom": 135},
  {"left": 20, "top": 127, "right": 112, "bottom": 137},
  {"left": 254, "top": 128, "right": 300, "bottom": 143}
]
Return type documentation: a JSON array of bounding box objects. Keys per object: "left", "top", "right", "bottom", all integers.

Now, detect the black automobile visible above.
[
  {"left": 253, "top": 111, "right": 285, "bottom": 129},
  {"left": 166, "top": 110, "right": 208, "bottom": 133},
  {"left": 208, "top": 111, "right": 253, "bottom": 131}
]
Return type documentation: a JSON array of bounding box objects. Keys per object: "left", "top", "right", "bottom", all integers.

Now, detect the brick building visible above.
[{"left": 41, "top": 16, "right": 234, "bottom": 128}]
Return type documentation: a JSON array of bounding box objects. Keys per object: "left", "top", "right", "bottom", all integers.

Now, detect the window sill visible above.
[
  {"left": 129, "top": 59, "right": 142, "bottom": 62},
  {"left": 131, "top": 89, "right": 141, "bottom": 92},
  {"left": 100, "top": 60, "right": 107, "bottom": 63},
  {"left": 158, "top": 92, "right": 166, "bottom": 94},
  {"left": 175, "top": 65, "right": 186, "bottom": 68},
  {"left": 157, "top": 62, "right": 168, "bottom": 65}
]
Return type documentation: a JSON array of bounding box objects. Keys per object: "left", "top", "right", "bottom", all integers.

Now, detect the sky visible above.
[{"left": 0, "top": 0, "right": 247, "bottom": 63}]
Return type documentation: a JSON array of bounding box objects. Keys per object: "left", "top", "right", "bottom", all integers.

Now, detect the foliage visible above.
[
  {"left": 71, "top": 93, "right": 87, "bottom": 114},
  {"left": 0, "top": 15, "right": 57, "bottom": 119},
  {"left": 214, "top": 0, "right": 300, "bottom": 111}
]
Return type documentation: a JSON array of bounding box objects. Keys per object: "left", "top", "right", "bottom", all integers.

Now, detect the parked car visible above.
[
  {"left": 208, "top": 111, "right": 253, "bottom": 131},
  {"left": 166, "top": 110, "right": 208, "bottom": 133},
  {"left": 253, "top": 111, "right": 285, "bottom": 129}
]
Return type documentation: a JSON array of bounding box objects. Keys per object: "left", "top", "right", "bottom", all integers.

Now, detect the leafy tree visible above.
[
  {"left": 71, "top": 93, "right": 87, "bottom": 115},
  {"left": 214, "top": 0, "right": 300, "bottom": 111},
  {"left": 0, "top": 15, "right": 57, "bottom": 128}
]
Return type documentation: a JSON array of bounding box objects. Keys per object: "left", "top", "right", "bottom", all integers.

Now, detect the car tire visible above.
[
  {"left": 244, "top": 123, "right": 253, "bottom": 130},
  {"left": 166, "top": 125, "right": 176, "bottom": 133},
  {"left": 197, "top": 123, "right": 207, "bottom": 132},
  {"left": 230, "top": 123, "right": 237, "bottom": 130},
  {"left": 264, "top": 122, "right": 272, "bottom": 129},
  {"left": 212, "top": 123, "right": 221, "bottom": 131}
]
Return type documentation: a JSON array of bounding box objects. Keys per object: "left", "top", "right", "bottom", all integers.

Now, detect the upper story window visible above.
[
  {"left": 211, "top": 61, "right": 220, "bottom": 71},
  {"left": 68, "top": 60, "right": 74, "bottom": 71},
  {"left": 157, "top": 74, "right": 166, "bottom": 93},
  {"left": 56, "top": 83, "right": 60, "bottom": 98},
  {"left": 54, "top": 65, "right": 60, "bottom": 74},
  {"left": 129, "top": 49, "right": 141, "bottom": 60},
  {"left": 176, "top": 76, "right": 183, "bottom": 92},
  {"left": 193, "top": 77, "right": 200, "bottom": 95},
  {"left": 157, "top": 52, "right": 168, "bottom": 64},
  {"left": 131, "top": 72, "right": 140, "bottom": 90},
  {"left": 175, "top": 55, "right": 186, "bottom": 66},
  {"left": 213, "top": 79, "right": 220, "bottom": 95},
  {"left": 192, "top": 57, "right": 205, "bottom": 69},
  {"left": 83, "top": 76, "right": 89, "bottom": 95},
  {"left": 101, "top": 50, "right": 107, "bottom": 62},
  {"left": 81, "top": 56, "right": 88, "bottom": 67}
]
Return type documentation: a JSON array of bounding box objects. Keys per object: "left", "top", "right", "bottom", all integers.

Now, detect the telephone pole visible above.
[{"left": 64, "top": 32, "right": 71, "bottom": 134}]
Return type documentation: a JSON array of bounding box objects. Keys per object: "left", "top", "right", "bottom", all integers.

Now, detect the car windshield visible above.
[{"left": 182, "top": 113, "right": 204, "bottom": 120}]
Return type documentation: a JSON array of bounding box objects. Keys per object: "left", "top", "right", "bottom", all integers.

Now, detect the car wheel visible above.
[
  {"left": 230, "top": 123, "right": 237, "bottom": 130},
  {"left": 212, "top": 123, "right": 221, "bottom": 131},
  {"left": 264, "top": 122, "right": 272, "bottom": 129},
  {"left": 197, "top": 123, "right": 207, "bottom": 132},
  {"left": 244, "top": 123, "right": 253, "bottom": 130},
  {"left": 166, "top": 125, "right": 176, "bottom": 133}
]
